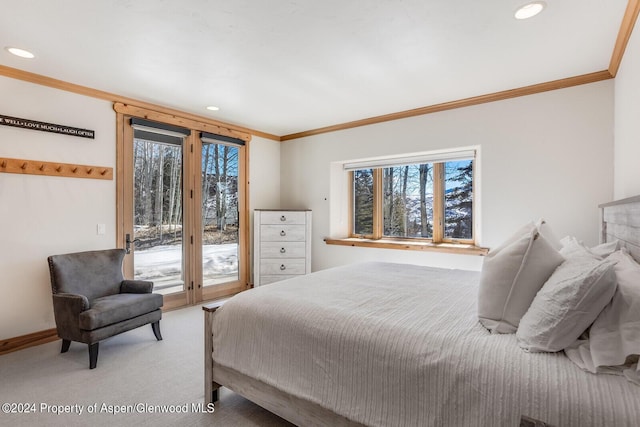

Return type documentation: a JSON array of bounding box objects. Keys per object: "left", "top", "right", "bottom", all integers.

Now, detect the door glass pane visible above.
[
  {"left": 133, "top": 136, "right": 184, "bottom": 295},
  {"left": 382, "top": 164, "right": 433, "bottom": 238},
  {"left": 201, "top": 142, "right": 239, "bottom": 286},
  {"left": 444, "top": 160, "right": 473, "bottom": 239}
]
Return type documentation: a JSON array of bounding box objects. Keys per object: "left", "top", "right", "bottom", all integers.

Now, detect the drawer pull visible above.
[
  {"left": 280, "top": 247, "right": 286, "bottom": 253},
  {"left": 280, "top": 215, "right": 286, "bottom": 221},
  {"left": 280, "top": 230, "right": 286, "bottom": 236},
  {"left": 280, "top": 264, "right": 286, "bottom": 271}
]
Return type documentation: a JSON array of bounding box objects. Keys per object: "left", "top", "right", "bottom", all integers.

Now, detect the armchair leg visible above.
[
  {"left": 61, "top": 339, "right": 71, "bottom": 353},
  {"left": 88, "top": 343, "right": 99, "bottom": 369},
  {"left": 152, "top": 321, "right": 163, "bottom": 341}
]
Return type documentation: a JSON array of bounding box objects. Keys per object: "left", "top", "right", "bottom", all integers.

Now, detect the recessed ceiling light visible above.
[
  {"left": 206, "top": 106, "right": 220, "bottom": 111},
  {"left": 515, "top": 1, "right": 546, "bottom": 20},
  {"left": 5, "top": 46, "right": 35, "bottom": 59}
]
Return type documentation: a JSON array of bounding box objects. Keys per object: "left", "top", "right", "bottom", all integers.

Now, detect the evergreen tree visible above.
[
  {"left": 353, "top": 169, "right": 374, "bottom": 235},
  {"left": 445, "top": 161, "right": 473, "bottom": 239}
]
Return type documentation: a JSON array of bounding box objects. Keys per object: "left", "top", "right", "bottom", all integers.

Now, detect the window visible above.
[{"left": 345, "top": 148, "right": 477, "bottom": 247}]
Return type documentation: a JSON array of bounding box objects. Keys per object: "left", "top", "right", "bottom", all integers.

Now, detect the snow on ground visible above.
[{"left": 134, "top": 243, "right": 238, "bottom": 291}]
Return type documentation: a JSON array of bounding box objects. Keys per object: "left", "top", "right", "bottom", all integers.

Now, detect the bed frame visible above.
[
  {"left": 202, "top": 300, "right": 364, "bottom": 426},
  {"left": 600, "top": 195, "right": 640, "bottom": 261},
  {"left": 202, "top": 195, "right": 640, "bottom": 426}
]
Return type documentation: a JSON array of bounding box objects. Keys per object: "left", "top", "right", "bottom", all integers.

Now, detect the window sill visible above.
[{"left": 324, "top": 237, "right": 489, "bottom": 256}]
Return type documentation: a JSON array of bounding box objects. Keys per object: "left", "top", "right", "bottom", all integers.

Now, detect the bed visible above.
[{"left": 203, "top": 196, "right": 640, "bottom": 427}]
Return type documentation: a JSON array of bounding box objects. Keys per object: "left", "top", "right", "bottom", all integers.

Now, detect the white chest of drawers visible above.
[{"left": 253, "top": 210, "right": 312, "bottom": 286}]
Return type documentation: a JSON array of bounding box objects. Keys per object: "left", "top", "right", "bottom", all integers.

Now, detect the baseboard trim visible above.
[{"left": 0, "top": 328, "right": 59, "bottom": 356}]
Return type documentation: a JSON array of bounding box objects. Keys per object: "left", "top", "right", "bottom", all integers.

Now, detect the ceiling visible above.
[{"left": 0, "top": 0, "right": 629, "bottom": 137}]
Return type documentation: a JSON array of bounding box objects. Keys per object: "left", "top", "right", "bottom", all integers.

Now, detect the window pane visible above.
[
  {"left": 382, "top": 164, "right": 433, "bottom": 238},
  {"left": 445, "top": 160, "right": 473, "bottom": 239},
  {"left": 353, "top": 169, "right": 374, "bottom": 235},
  {"left": 201, "top": 142, "right": 239, "bottom": 287},
  {"left": 133, "top": 137, "right": 184, "bottom": 295}
]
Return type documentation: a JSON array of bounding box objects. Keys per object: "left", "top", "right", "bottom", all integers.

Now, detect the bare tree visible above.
[
  {"left": 419, "top": 164, "right": 431, "bottom": 237},
  {"left": 401, "top": 165, "right": 409, "bottom": 236},
  {"left": 201, "top": 143, "right": 213, "bottom": 229},
  {"left": 154, "top": 145, "right": 164, "bottom": 240}
]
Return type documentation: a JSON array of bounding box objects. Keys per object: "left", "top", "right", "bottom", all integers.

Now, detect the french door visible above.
[{"left": 116, "top": 107, "right": 249, "bottom": 309}]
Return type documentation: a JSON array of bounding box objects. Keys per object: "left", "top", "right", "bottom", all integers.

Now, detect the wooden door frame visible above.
[
  {"left": 114, "top": 103, "right": 251, "bottom": 309},
  {"left": 194, "top": 136, "right": 250, "bottom": 302}
]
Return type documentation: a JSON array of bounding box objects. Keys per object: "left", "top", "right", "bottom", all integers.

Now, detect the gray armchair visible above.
[{"left": 47, "top": 249, "right": 163, "bottom": 369}]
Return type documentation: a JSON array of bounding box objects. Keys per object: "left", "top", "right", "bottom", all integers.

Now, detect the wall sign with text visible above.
[{"left": 0, "top": 114, "right": 95, "bottom": 139}]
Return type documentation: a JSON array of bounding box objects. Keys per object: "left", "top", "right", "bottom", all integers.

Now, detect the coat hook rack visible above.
[{"left": 0, "top": 157, "right": 113, "bottom": 180}]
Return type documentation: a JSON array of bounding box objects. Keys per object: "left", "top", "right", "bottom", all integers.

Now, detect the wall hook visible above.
[
  {"left": 21, "top": 162, "right": 28, "bottom": 170},
  {"left": 87, "top": 168, "right": 93, "bottom": 174},
  {"left": 39, "top": 164, "right": 45, "bottom": 171},
  {"left": 56, "top": 166, "right": 63, "bottom": 172},
  {"left": 1, "top": 160, "right": 6, "bottom": 168},
  {"left": 72, "top": 167, "right": 78, "bottom": 173}
]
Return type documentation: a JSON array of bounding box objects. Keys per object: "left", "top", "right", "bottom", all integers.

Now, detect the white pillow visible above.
[
  {"left": 590, "top": 240, "right": 620, "bottom": 258},
  {"left": 478, "top": 222, "right": 564, "bottom": 334},
  {"left": 536, "top": 219, "right": 562, "bottom": 250},
  {"left": 516, "top": 256, "right": 616, "bottom": 352},
  {"left": 565, "top": 248, "right": 640, "bottom": 384},
  {"left": 559, "top": 236, "right": 601, "bottom": 259}
]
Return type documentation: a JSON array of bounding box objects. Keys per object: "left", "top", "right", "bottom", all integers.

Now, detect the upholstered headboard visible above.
[{"left": 600, "top": 195, "right": 640, "bottom": 262}]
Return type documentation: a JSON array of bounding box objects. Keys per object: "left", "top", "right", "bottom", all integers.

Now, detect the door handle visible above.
[{"left": 125, "top": 233, "right": 140, "bottom": 254}]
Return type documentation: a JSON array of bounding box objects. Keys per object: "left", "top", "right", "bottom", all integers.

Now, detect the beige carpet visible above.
[{"left": 0, "top": 305, "right": 295, "bottom": 426}]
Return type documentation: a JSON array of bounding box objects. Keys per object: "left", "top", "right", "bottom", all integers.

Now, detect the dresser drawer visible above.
[
  {"left": 261, "top": 225, "right": 306, "bottom": 242},
  {"left": 260, "top": 242, "right": 306, "bottom": 258},
  {"left": 260, "top": 259, "right": 306, "bottom": 275},
  {"left": 259, "top": 211, "right": 307, "bottom": 225}
]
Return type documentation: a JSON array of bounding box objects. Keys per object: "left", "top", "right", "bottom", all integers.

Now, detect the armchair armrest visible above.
[
  {"left": 53, "top": 293, "right": 90, "bottom": 314},
  {"left": 52, "top": 293, "right": 91, "bottom": 339},
  {"left": 121, "top": 280, "right": 153, "bottom": 294}
]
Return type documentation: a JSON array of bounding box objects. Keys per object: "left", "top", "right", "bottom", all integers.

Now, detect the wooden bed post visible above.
[{"left": 203, "top": 300, "right": 226, "bottom": 404}]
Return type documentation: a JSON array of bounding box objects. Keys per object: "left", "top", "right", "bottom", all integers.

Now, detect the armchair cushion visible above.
[
  {"left": 79, "top": 293, "right": 163, "bottom": 330},
  {"left": 121, "top": 279, "right": 153, "bottom": 294}
]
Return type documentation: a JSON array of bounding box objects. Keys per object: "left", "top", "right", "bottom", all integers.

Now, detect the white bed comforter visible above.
[{"left": 211, "top": 262, "right": 640, "bottom": 427}]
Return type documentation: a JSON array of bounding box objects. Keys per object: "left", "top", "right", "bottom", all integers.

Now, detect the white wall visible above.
[
  {"left": 247, "top": 136, "right": 281, "bottom": 284},
  {"left": 248, "top": 136, "right": 281, "bottom": 210},
  {"left": 0, "top": 76, "right": 280, "bottom": 339},
  {"left": 613, "top": 17, "right": 640, "bottom": 199},
  {"left": 0, "top": 76, "right": 116, "bottom": 338},
  {"left": 280, "top": 81, "right": 614, "bottom": 272}
]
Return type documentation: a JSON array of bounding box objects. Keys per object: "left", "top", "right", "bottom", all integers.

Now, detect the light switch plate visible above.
[{"left": 97, "top": 224, "right": 106, "bottom": 235}]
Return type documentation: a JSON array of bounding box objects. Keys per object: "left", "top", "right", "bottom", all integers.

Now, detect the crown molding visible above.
[
  {"left": 281, "top": 70, "right": 613, "bottom": 141},
  {"left": 609, "top": 0, "right": 640, "bottom": 77},
  {"left": 0, "top": 65, "right": 280, "bottom": 142}
]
